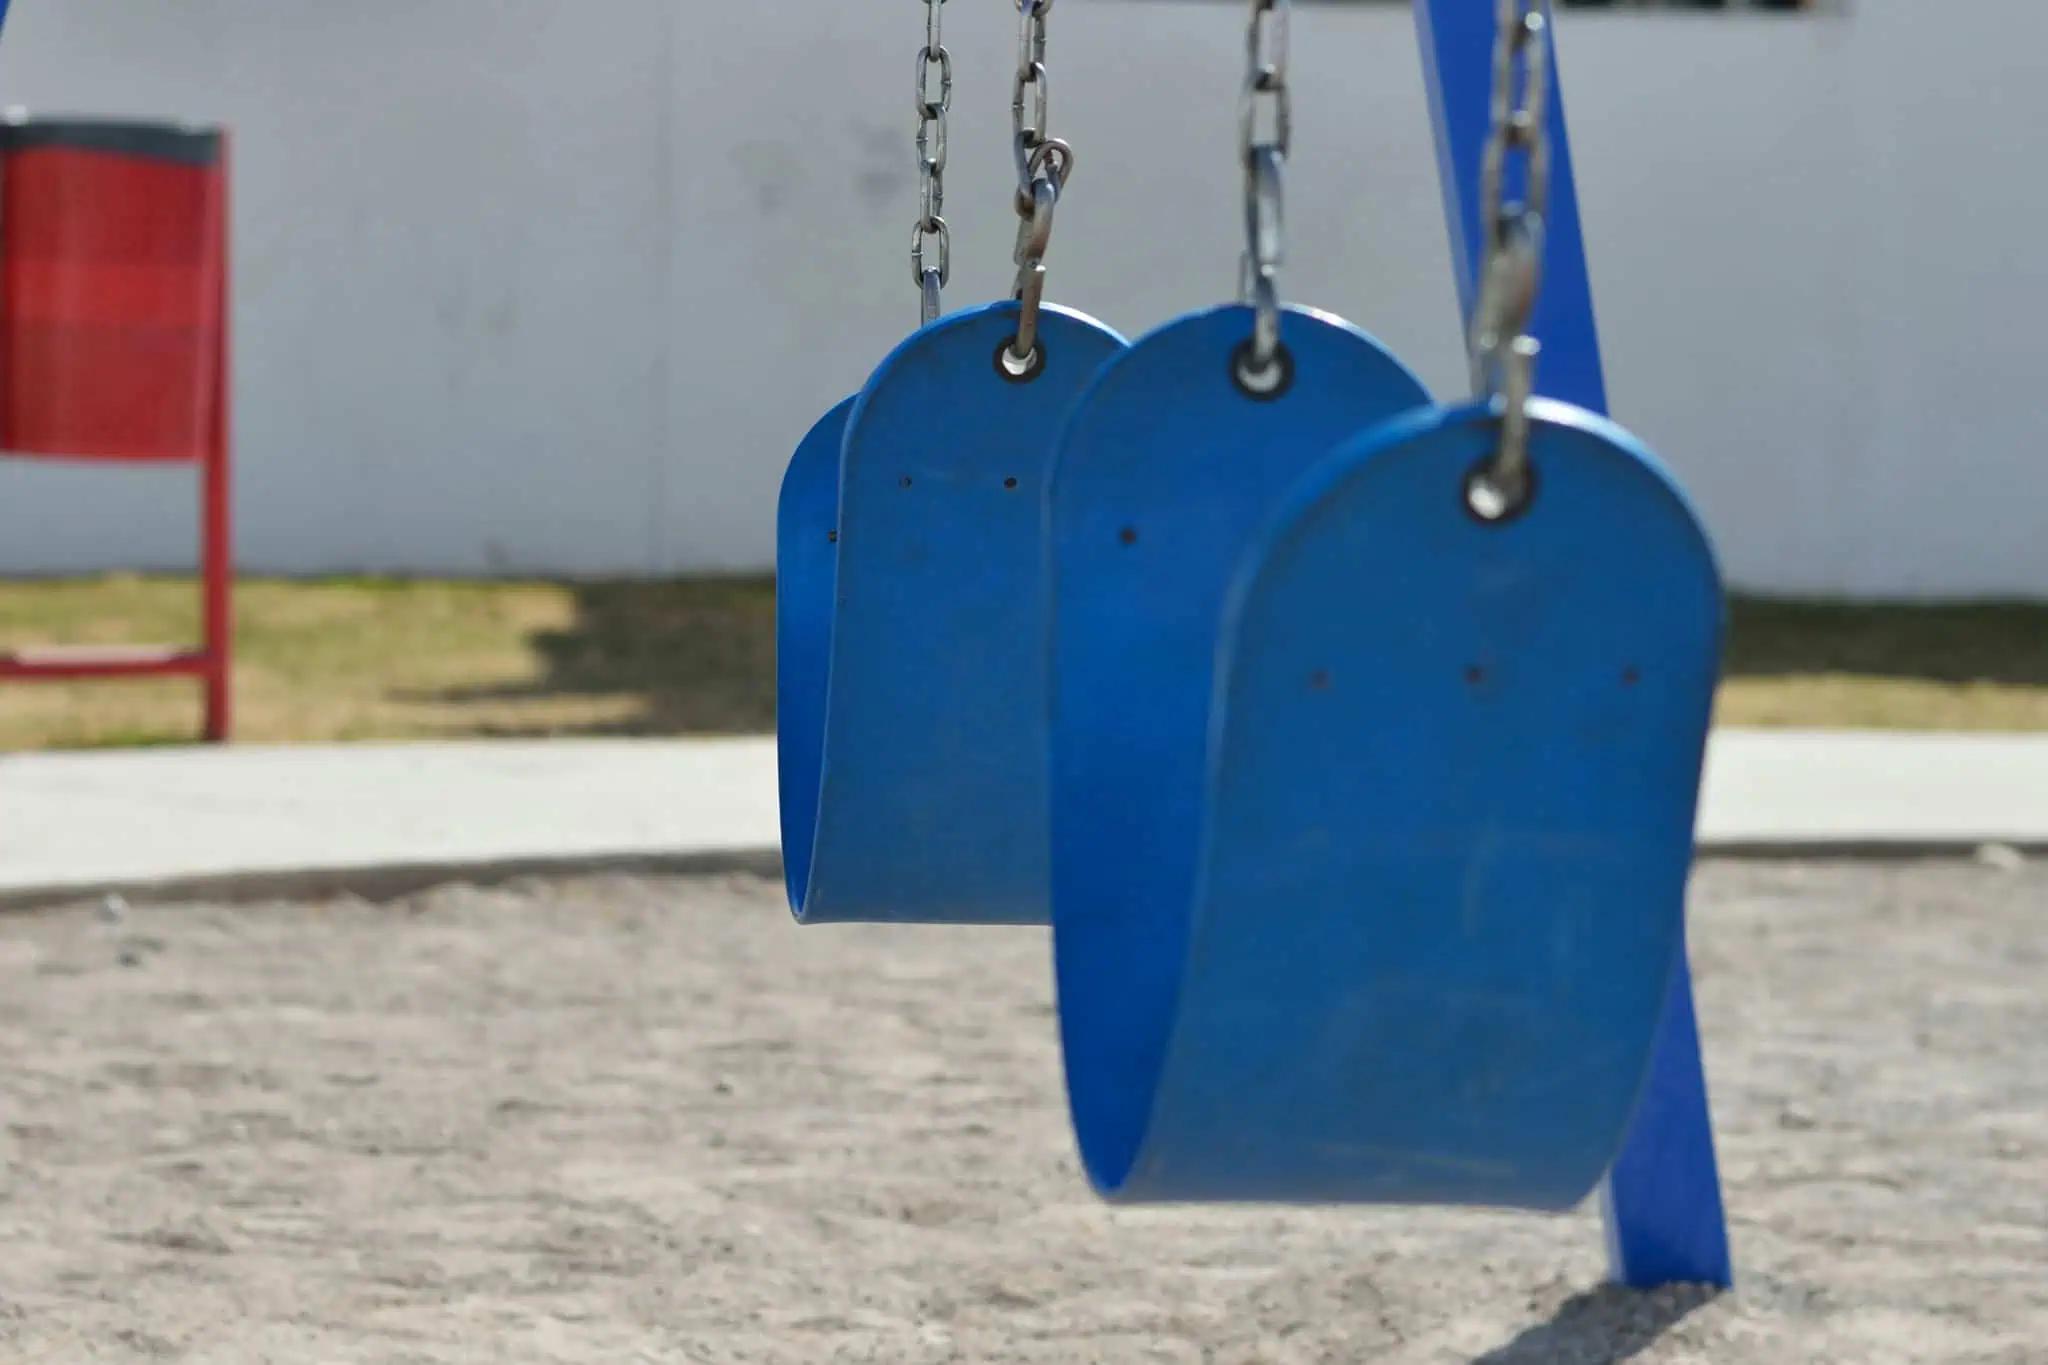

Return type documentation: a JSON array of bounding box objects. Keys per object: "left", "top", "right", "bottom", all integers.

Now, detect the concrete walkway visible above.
[{"left": 3, "top": 731, "right": 2045, "bottom": 907}]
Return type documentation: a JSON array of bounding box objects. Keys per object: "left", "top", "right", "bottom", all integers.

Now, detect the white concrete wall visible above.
[{"left": 0, "top": 1, "right": 2042, "bottom": 598}]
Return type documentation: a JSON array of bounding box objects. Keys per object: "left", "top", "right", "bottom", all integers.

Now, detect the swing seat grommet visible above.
[
  {"left": 994, "top": 337, "right": 1048, "bottom": 384},
  {"left": 1230, "top": 339, "right": 1295, "bottom": 401},
  {"left": 1463, "top": 455, "right": 1540, "bottom": 525}
]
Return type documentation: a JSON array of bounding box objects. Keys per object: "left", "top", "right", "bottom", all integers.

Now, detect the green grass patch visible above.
[{"left": 2, "top": 576, "right": 2043, "bottom": 748}]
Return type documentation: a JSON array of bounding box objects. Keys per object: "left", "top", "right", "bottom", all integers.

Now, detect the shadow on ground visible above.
[
  {"left": 1475, "top": 1283, "right": 1722, "bottom": 1363},
  {"left": 419, "top": 584, "right": 2048, "bottom": 740},
  {"left": 1726, "top": 598, "right": 2048, "bottom": 686},
  {"left": 423, "top": 578, "right": 776, "bottom": 735}
]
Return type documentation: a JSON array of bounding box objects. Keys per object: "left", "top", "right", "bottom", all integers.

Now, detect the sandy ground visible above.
[{"left": 1, "top": 860, "right": 2043, "bottom": 1364}]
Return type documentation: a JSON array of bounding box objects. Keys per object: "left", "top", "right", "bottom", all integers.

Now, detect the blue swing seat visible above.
[
  {"left": 779, "top": 301, "right": 1126, "bottom": 924},
  {"left": 1056, "top": 399, "right": 1723, "bottom": 1208},
  {"left": 1047, "top": 307, "right": 1430, "bottom": 942}
]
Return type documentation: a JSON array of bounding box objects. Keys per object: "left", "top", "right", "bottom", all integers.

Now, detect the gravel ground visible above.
[{"left": 1, "top": 860, "right": 2043, "bottom": 1363}]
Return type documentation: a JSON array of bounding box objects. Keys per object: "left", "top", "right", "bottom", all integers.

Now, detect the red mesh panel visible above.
[{"left": 1, "top": 144, "right": 226, "bottom": 461}]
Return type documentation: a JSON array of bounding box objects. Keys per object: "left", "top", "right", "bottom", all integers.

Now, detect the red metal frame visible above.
[{"left": 0, "top": 120, "right": 233, "bottom": 741}]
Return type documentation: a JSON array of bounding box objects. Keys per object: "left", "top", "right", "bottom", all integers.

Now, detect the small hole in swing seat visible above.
[
  {"left": 1004, "top": 477, "right": 1019, "bottom": 490},
  {"left": 1119, "top": 527, "right": 1139, "bottom": 547}
]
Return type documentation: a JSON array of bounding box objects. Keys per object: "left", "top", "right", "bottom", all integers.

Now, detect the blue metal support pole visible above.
[{"left": 1412, "top": 0, "right": 1732, "bottom": 1291}]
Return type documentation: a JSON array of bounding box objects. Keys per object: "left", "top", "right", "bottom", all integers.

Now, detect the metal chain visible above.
[
  {"left": 1006, "top": 0, "right": 1073, "bottom": 372},
  {"left": 911, "top": 0, "right": 952, "bottom": 326},
  {"left": 1011, "top": 0, "right": 1053, "bottom": 196},
  {"left": 1467, "top": 0, "right": 1552, "bottom": 517},
  {"left": 1236, "top": 0, "right": 1291, "bottom": 393}
]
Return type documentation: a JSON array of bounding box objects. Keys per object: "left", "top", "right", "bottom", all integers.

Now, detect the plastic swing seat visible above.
[
  {"left": 779, "top": 301, "right": 1126, "bottom": 925},
  {"left": 1055, "top": 398, "right": 1722, "bottom": 1207},
  {"left": 1046, "top": 306, "right": 1430, "bottom": 939},
  {"left": 1046, "top": 301, "right": 1427, "bottom": 1170}
]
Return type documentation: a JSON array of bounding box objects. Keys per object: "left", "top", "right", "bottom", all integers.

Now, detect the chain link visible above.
[
  {"left": 911, "top": 0, "right": 952, "bottom": 326},
  {"left": 1006, "top": 0, "right": 1072, "bottom": 371},
  {"left": 1467, "top": 0, "right": 1552, "bottom": 517},
  {"left": 1011, "top": 0, "right": 1052, "bottom": 197},
  {"left": 1236, "top": 0, "right": 1291, "bottom": 392}
]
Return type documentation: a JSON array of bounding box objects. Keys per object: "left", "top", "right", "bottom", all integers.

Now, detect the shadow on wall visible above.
[{"left": 423, "top": 578, "right": 777, "bottom": 736}]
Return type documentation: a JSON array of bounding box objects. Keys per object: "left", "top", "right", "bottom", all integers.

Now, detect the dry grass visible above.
[
  {"left": 1, "top": 576, "right": 2044, "bottom": 749},
  {"left": 1715, "top": 597, "right": 2048, "bottom": 730},
  {"left": 0, "top": 576, "right": 774, "bottom": 749}
]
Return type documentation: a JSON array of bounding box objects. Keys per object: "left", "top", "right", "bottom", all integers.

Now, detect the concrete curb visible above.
[
  {"left": 8, "top": 733, "right": 2044, "bottom": 912},
  {"left": 0, "top": 848, "right": 783, "bottom": 915},
  {"left": 1699, "top": 838, "right": 2045, "bottom": 862},
  {"left": 7, "top": 837, "right": 2038, "bottom": 915}
]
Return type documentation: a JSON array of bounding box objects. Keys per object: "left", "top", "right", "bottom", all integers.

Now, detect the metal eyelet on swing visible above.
[
  {"left": 1463, "top": 457, "right": 1538, "bottom": 525},
  {"left": 1230, "top": 339, "right": 1294, "bottom": 401},
  {"left": 995, "top": 337, "right": 1046, "bottom": 383}
]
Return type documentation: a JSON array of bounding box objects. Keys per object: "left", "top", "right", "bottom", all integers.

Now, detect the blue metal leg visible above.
[
  {"left": 1602, "top": 959, "right": 1734, "bottom": 1288},
  {"left": 1413, "top": 0, "right": 1732, "bottom": 1290}
]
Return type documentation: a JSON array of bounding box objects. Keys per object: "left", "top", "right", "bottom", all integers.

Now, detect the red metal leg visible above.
[
  {"left": 202, "top": 445, "right": 232, "bottom": 742},
  {"left": 199, "top": 193, "right": 230, "bottom": 740},
  {"left": 201, "top": 137, "right": 233, "bottom": 743}
]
